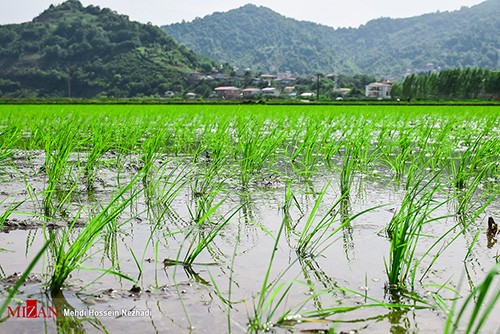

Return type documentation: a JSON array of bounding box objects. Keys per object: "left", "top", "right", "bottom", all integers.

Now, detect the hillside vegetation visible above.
[
  {"left": 0, "top": 0, "right": 218, "bottom": 98},
  {"left": 162, "top": 1, "right": 500, "bottom": 77}
]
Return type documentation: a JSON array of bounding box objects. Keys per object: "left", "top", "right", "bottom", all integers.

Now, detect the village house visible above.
[
  {"left": 260, "top": 74, "right": 277, "bottom": 80},
  {"left": 365, "top": 80, "right": 393, "bottom": 99},
  {"left": 214, "top": 86, "right": 240, "bottom": 99},
  {"left": 242, "top": 88, "right": 261, "bottom": 98},
  {"left": 262, "top": 87, "right": 280, "bottom": 97}
]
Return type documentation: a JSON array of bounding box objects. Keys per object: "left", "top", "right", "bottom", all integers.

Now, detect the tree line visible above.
[{"left": 391, "top": 67, "right": 500, "bottom": 100}]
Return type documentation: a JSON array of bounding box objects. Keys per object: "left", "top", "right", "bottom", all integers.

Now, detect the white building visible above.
[
  {"left": 365, "top": 80, "right": 393, "bottom": 99},
  {"left": 262, "top": 87, "right": 280, "bottom": 96},
  {"left": 242, "top": 88, "right": 261, "bottom": 98}
]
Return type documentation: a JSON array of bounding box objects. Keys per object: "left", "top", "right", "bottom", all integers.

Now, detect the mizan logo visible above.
[{"left": 7, "top": 300, "right": 58, "bottom": 318}]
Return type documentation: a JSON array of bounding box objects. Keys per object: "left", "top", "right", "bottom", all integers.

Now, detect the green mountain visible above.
[
  {"left": 162, "top": 1, "right": 500, "bottom": 77},
  {"left": 0, "top": 0, "right": 218, "bottom": 98}
]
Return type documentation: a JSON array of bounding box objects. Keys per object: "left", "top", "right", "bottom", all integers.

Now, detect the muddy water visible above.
[{"left": 2, "top": 149, "right": 500, "bottom": 333}]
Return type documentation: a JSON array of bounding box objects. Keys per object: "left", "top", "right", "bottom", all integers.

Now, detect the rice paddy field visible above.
[{"left": 1, "top": 104, "right": 500, "bottom": 333}]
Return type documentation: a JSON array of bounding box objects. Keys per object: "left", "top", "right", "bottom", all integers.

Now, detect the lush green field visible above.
[{"left": 1, "top": 104, "right": 500, "bottom": 333}]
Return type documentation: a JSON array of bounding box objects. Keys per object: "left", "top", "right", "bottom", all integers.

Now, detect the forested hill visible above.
[
  {"left": 164, "top": 5, "right": 358, "bottom": 76},
  {"left": 0, "top": 0, "right": 218, "bottom": 98},
  {"left": 162, "top": 0, "right": 500, "bottom": 77}
]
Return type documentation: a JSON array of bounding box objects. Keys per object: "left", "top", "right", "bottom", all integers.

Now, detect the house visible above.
[
  {"left": 283, "top": 86, "right": 295, "bottom": 94},
  {"left": 214, "top": 86, "right": 240, "bottom": 99},
  {"left": 262, "top": 87, "right": 280, "bottom": 97},
  {"left": 260, "top": 74, "right": 277, "bottom": 80},
  {"left": 365, "top": 80, "right": 393, "bottom": 99},
  {"left": 242, "top": 88, "right": 261, "bottom": 98},
  {"left": 185, "top": 92, "right": 196, "bottom": 99}
]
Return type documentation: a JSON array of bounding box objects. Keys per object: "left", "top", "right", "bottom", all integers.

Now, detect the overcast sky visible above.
[{"left": 1, "top": 0, "right": 486, "bottom": 28}]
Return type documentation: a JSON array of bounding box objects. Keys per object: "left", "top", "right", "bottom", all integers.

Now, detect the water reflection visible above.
[{"left": 51, "top": 290, "right": 107, "bottom": 333}]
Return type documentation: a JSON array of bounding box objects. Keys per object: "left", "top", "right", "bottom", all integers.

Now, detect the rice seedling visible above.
[
  {"left": 444, "top": 262, "right": 500, "bottom": 334},
  {"left": 288, "top": 124, "right": 323, "bottom": 181},
  {"left": 456, "top": 162, "right": 500, "bottom": 216},
  {"left": 248, "top": 216, "right": 295, "bottom": 332},
  {"left": 82, "top": 120, "right": 111, "bottom": 191},
  {"left": 380, "top": 130, "right": 415, "bottom": 182},
  {"left": 164, "top": 203, "right": 242, "bottom": 267},
  {"left": 339, "top": 146, "right": 356, "bottom": 199},
  {"left": 295, "top": 182, "right": 382, "bottom": 259},
  {"left": 447, "top": 133, "right": 488, "bottom": 192},
  {"left": 139, "top": 127, "right": 171, "bottom": 185},
  {"left": 281, "top": 176, "right": 303, "bottom": 219},
  {"left": 42, "top": 124, "right": 79, "bottom": 217},
  {"left": 144, "top": 159, "right": 192, "bottom": 224},
  {"left": 207, "top": 216, "right": 243, "bottom": 334},
  {"left": 385, "top": 166, "right": 443, "bottom": 288},
  {"left": 0, "top": 127, "right": 19, "bottom": 173},
  {"left": 47, "top": 174, "right": 142, "bottom": 295},
  {"left": 238, "top": 126, "right": 283, "bottom": 187},
  {"left": 188, "top": 154, "right": 234, "bottom": 223},
  {"left": 274, "top": 284, "right": 431, "bottom": 329}
]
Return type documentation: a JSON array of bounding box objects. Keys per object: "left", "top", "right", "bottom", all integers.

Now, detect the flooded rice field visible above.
[{"left": 1, "top": 104, "right": 500, "bottom": 333}]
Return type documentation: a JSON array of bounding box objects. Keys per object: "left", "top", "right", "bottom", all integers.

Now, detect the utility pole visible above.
[{"left": 316, "top": 73, "right": 321, "bottom": 101}]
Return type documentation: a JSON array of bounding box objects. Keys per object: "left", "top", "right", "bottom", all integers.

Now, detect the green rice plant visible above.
[
  {"left": 350, "top": 126, "right": 380, "bottom": 173},
  {"left": 139, "top": 127, "right": 171, "bottom": 184},
  {"left": 238, "top": 127, "right": 283, "bottom": 187},
  {"left": 42, "top": 125, "right": 79, "bottom": 216},
  {"left": 385, "top": 167, "right": 444, "bottom": 288},
  {"left": 295, "top": 182, "right": 381, "bottom": 258},
  {"left": 248, "top": 216, "right": 296, "bottom": 332},
  {"left": 82, "top": 121, "right": 111, "bottom": 191},
  {"left": 339, "top": 146, "right": 356, "bottom": 199},
  {"left": 0, "top": 127, "right": 19, "bottom": 173},
  {"left": 0, "top": 196, "right": 27, "bottom": 230},
  {"left": 48, "top": 175, "right": 142, "bottom": 294},
  {"left": 447, "top": 133, "right": 488, "bottom": 192},
  {"left": 165, "top": 203, "right": 242, "bottom": 266},
  {"left": 380, "top": 131, "right": 415, "bottom": 181},
  {"left": 273, "top": 284, "right": 430, "bottom": 329},
  {"left": 295, "top": 182, "right": 335, "bottom": 257},
  {"left": 456, "top": 162, "right": 500, "bottom": 216},
  {"left": 144, "top": 159, "right": 192, "bottom": 223},
  {"left": 188, "top": 154, "right": 234, "bottom": 223},
  {"left": 444, "top": 262, "right": 500, "bottom": 334},
  {"left": 417, "top": 183, "right": 499, "bottom": 283},
  {"left": 281, "top": 176, "right": 303, "bottom": 218},
  {"left": 200, "top": 119, "right": 232, "bottom": 163},
  {"left": 207, "top": 217, "right": 243, "bottom": 333},
  {"left": 288, "top": 125, "right": 323, "bottom": 181}
]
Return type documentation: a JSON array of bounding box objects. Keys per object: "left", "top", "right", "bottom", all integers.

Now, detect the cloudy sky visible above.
[{"left": 1, "top": 0, "right": 486, "bottom": 28}]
